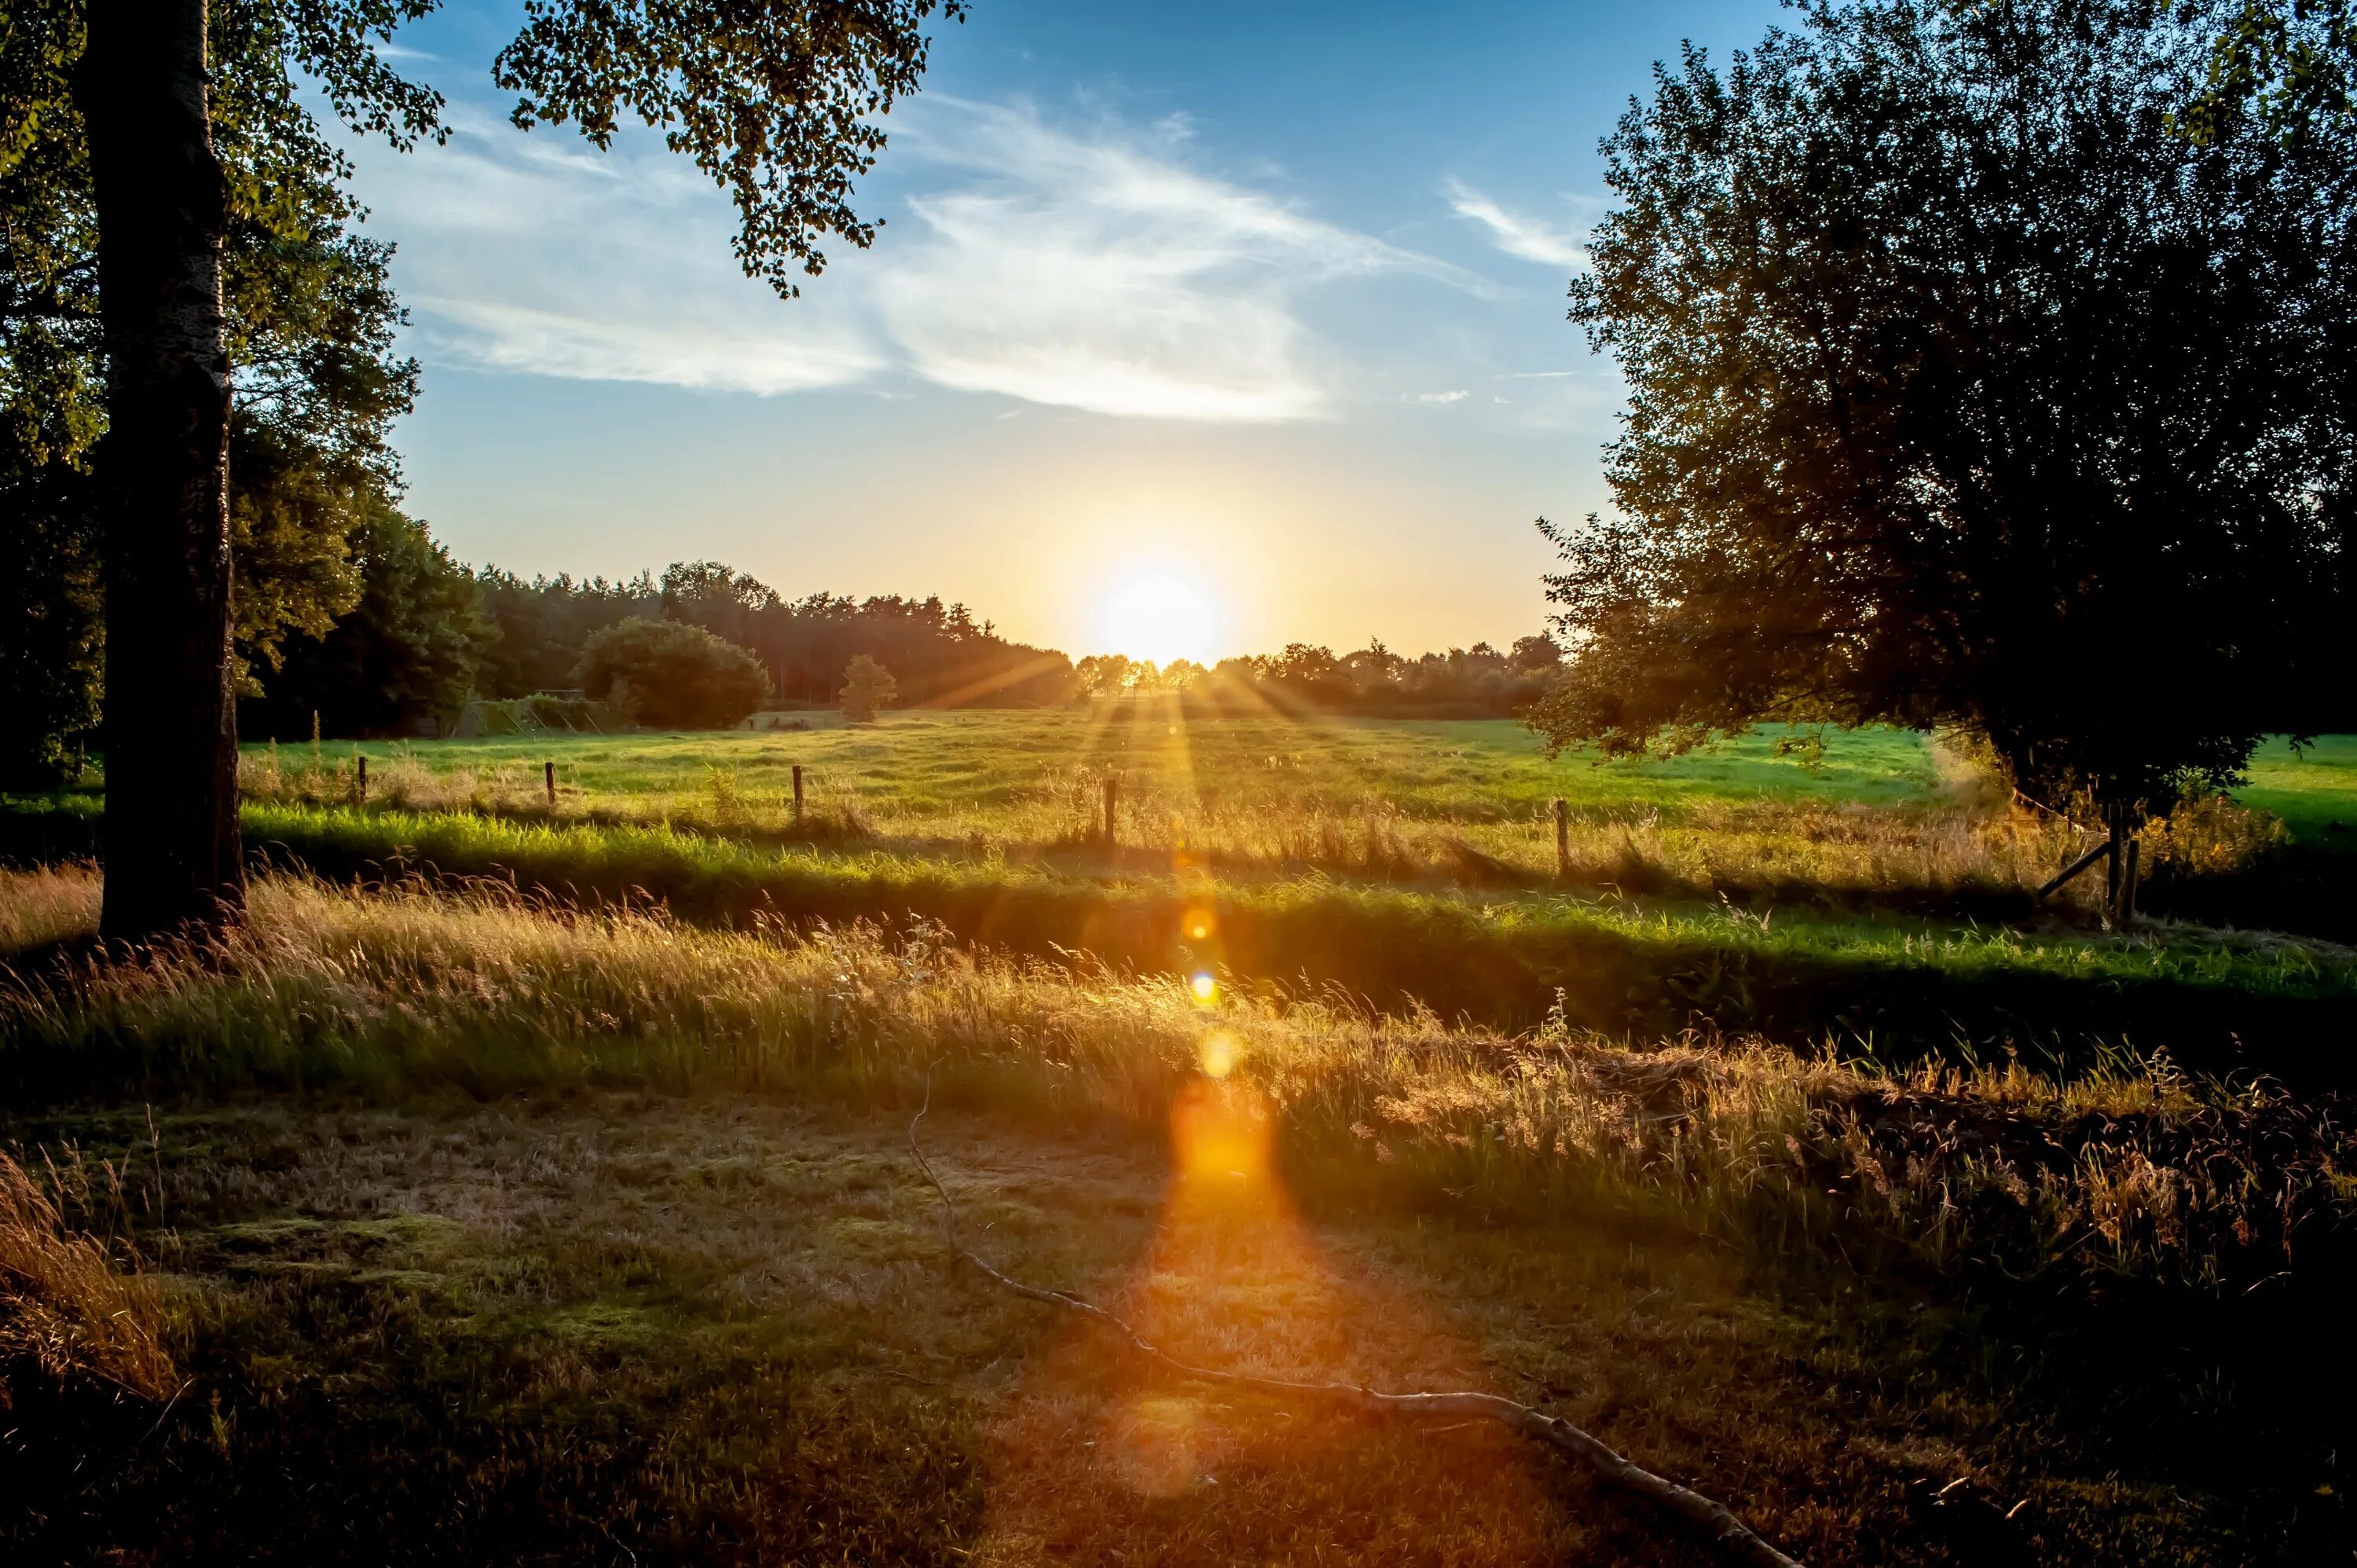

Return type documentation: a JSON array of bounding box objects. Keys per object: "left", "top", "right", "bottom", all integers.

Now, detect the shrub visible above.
[
  {"left": 577, "top": 618, "right": 768, "bottom": 729},
  {"left": 838, "top": 654, "right": 897, "bottom": 723}
]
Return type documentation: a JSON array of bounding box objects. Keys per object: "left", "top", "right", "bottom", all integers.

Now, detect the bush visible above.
[
  {"left": 577, "top": 618, "right": 768, "bottom": 729},
  {"left": 838, "top": 654, "right": 897, "bottom": 723}
]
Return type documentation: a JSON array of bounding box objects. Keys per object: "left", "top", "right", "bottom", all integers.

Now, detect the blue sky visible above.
[{"left": 351, "top": 0, "right": 1787, "bottom": 659}]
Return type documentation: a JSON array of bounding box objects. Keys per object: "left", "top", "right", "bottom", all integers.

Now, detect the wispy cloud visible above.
[
  {"left": 872, "top": 98, "right": 1429, "bottom": 420},
  {"left": 1443, "top": 179, "right": 1585, "bottom": 270},
  {"left": 346, "top": 95, "right": 1469, "bottom": 421},
  {"left": 1405, "top": 389, "right": 1468, "bottom": 404},
  {"left": 417, "top": 299, "right": 885, "bottom": 394}
]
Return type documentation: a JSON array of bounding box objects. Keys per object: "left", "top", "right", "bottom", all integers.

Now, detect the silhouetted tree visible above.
[
  {"left": 1528, "top": 0, "right": 2354, "bottom": 806},
  {"left": 837, "top": 653, "right": 897, "bottom": 721},
  {"left": 7, "top": 0, "right": 960, "bottom": 939},
  {"left": 578, "top": 618, "right": 768, "bottom": 730}
]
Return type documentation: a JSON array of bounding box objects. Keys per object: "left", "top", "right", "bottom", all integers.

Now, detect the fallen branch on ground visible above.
[{"left": 905, "top": 1083, "right": 1806, "bottom": 1568}]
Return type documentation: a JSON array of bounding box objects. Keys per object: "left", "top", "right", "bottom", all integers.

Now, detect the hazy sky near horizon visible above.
[{"left": 348, "top": 1, "right": 1787, "bottom": 660}]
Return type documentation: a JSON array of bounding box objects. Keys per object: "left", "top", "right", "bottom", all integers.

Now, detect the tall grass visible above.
[
  {"left": 2, "top": 867, "right": 2344, "bottom": 1296},
  {"left": 0, "top": 1145, "right": 178, "bottom": 1401}
]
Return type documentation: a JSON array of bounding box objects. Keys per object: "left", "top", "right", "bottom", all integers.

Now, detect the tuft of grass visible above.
[
  {"left": 0, "top": 1147, "right": 178, "bottom": 1401},
  {"left": 0, "top": 860, "right": 101, "bottom": 956}
]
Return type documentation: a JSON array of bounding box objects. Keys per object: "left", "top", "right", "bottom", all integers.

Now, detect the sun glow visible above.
[{"left": 1093, "top": 570, "right": 1222, "bottom": 665}]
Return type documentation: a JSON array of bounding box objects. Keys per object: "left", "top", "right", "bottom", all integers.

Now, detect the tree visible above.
[
  {"left": 837, "top": 653, "right": 898, "bottom": 721},
  {"left": 2, "top": 2, "right": 426, "bottom": 793},
  {"left": 1530, "top": 0, "right": 2353, "bottom": 806},
  {"left": 578, "top": 617, "right": 768, "bottom": 730},
  {"left": 243, "top": 499, "right": 487, "bottom": 738},
  {"left": 7, "top": 0, "right": 960, "bottom": 940}
]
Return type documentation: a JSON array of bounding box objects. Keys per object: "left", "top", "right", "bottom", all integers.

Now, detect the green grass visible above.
[
  {"left": 251, "top": 713, "right": 1954, "bottom": 822},
  {"left": 2234, "top": 735, "right": 2357, "bottom": 844},
  {"left": 5, "top": 796, "right": 2353, "bottom": 1074},
  {"left": 255, "top": 803, "right": 2357, "bottom": 1064}
]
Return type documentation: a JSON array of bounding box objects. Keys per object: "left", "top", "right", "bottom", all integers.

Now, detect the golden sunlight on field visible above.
[{"left": 974, "top": 1075, "right": 1570, "bottom": 1563}]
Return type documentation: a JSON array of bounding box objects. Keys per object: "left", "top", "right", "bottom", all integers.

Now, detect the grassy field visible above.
[
  {"left": 5, "top": 720, "right": 2355, "bottom": 1563},
  {"left": 258, "top": 713, "right": 1958, "bottom": 822},
  {"left": 2235, "top": 734, "right": 2357, "bottom": 842},
  {"left": 7, "top": 714, "right": 2354, "bottom": 1063}
]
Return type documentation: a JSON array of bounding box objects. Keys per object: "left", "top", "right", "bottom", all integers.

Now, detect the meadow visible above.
[
  {"left": 5, "top": 716, "right": 2356, "bottom": 1564},
  {"left": 151, "top": 715, "right": 2357, "bottom": 1066}
]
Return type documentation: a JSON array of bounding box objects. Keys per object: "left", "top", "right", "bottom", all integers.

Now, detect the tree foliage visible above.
[
  {"left": 241, "top": 499, "right": 488, "bottom": 738},
  {"left": 1531, "top": 0, "right": 2355, "bottom": 804},
  {"left": 577, "top": 617, "right": 768, "bottom": 729},
  {"left": 494, "top": 0, "right": 963, "bottom": 297},
  {"left": 2180, "top": 0, "right": 2357, "bottom": 143}
]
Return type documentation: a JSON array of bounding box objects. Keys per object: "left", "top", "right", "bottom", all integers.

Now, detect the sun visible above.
[{"left": 1094, "top": 570, "right": 1222, "bottom": 665}]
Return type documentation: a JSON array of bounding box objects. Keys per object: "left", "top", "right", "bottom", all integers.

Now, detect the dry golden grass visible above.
[
  {"left": 0, "top": 1147, "right": 177, "bottom": 1402},
  {"left": 0, "top": 861, "right": 101, "bottom": 957},
  {"left": 0, "top": 865, "right": 2337, "bottom": 1294}
]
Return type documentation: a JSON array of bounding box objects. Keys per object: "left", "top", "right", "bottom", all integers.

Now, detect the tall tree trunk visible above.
[{"left": 76, "top": 0, "right": 244, "bottom": 941}]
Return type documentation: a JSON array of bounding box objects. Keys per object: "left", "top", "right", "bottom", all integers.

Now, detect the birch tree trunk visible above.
[{"left": 75, "top": 0, "right": 244, "bottom": 940}]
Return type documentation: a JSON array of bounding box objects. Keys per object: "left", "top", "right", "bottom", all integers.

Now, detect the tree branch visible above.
[{"left": 905, "top": 1080, "right": 1806, "bottom": 1568}]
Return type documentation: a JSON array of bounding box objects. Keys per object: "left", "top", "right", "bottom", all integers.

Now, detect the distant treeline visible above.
[
  {"left": 1073, "top": 639, "right": 1562, "bottom": 720},
  {"left": 238, "top": 559, "right": 1072, "bottom": 739},
  {"left": 474, "top": 561, "right": 1076, "bottom": 709},
  {"left": 234, "top": 547, "right": 1558, "bottom": 739}
]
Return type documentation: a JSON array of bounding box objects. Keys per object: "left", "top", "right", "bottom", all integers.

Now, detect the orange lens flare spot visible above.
[
  {"left": 1110, "top": 1395, "right": 1201, "bottom": 1498},
  {"left": 1197, "top": 1029, "right": 1241, "bottom": 1079},
  {"left": 1182, "top": 906, "right": 1215, "bottom": 942},
  {"left": 1171, "top": 1078, "right": 1274, "bottom": 1182}
]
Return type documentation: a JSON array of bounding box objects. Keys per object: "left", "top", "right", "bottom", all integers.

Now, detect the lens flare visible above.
[
  {"left": 1197, "top": 1029, "right": 1241, "bottom": 1079},
  {"left": 1189, "top": 971, "right": 1218, "bottom": 1004},
  {"left": 1171, "top": 1078, "right": 1273, "bottom": 1182}
]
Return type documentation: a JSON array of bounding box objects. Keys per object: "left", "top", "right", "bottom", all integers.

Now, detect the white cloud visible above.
[
  {"left": 1443, "top": 179, "right": 1585, "bottom": 270},
  {"left": 416, "top": 299, "right": 884, "bottom": 394},
  {"left": 343, "top": 95, "right": 1470, "bottom": 421},
  {"left": 871, "top": 100, "right": 1393, "bottom": 420},
  {"left": 1405, "top": 389, "right": 1468, "bottom": 404}
]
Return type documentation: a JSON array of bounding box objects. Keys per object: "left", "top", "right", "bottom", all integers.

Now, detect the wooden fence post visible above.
[
  {"left": 792, "top": 764, "right": 805, "bottom": 820},
  {"left": 2121, "top": 836, "right": 2140, "bottom": 923},
  {"left": 1103, "top": 777, "right": 1119, "bottom": 844},
  {"left": 544, "top": 760, "right": 557, "bottom": 808},
  {"left": 354, "top": 754, "right": 367, "bottom": 806},
  {"left": 2103, "top": 801, "right": 2123, "bottom": 913},
  {"left": 1552, "top": 797, "right": 1570, "bottom": 881}
]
